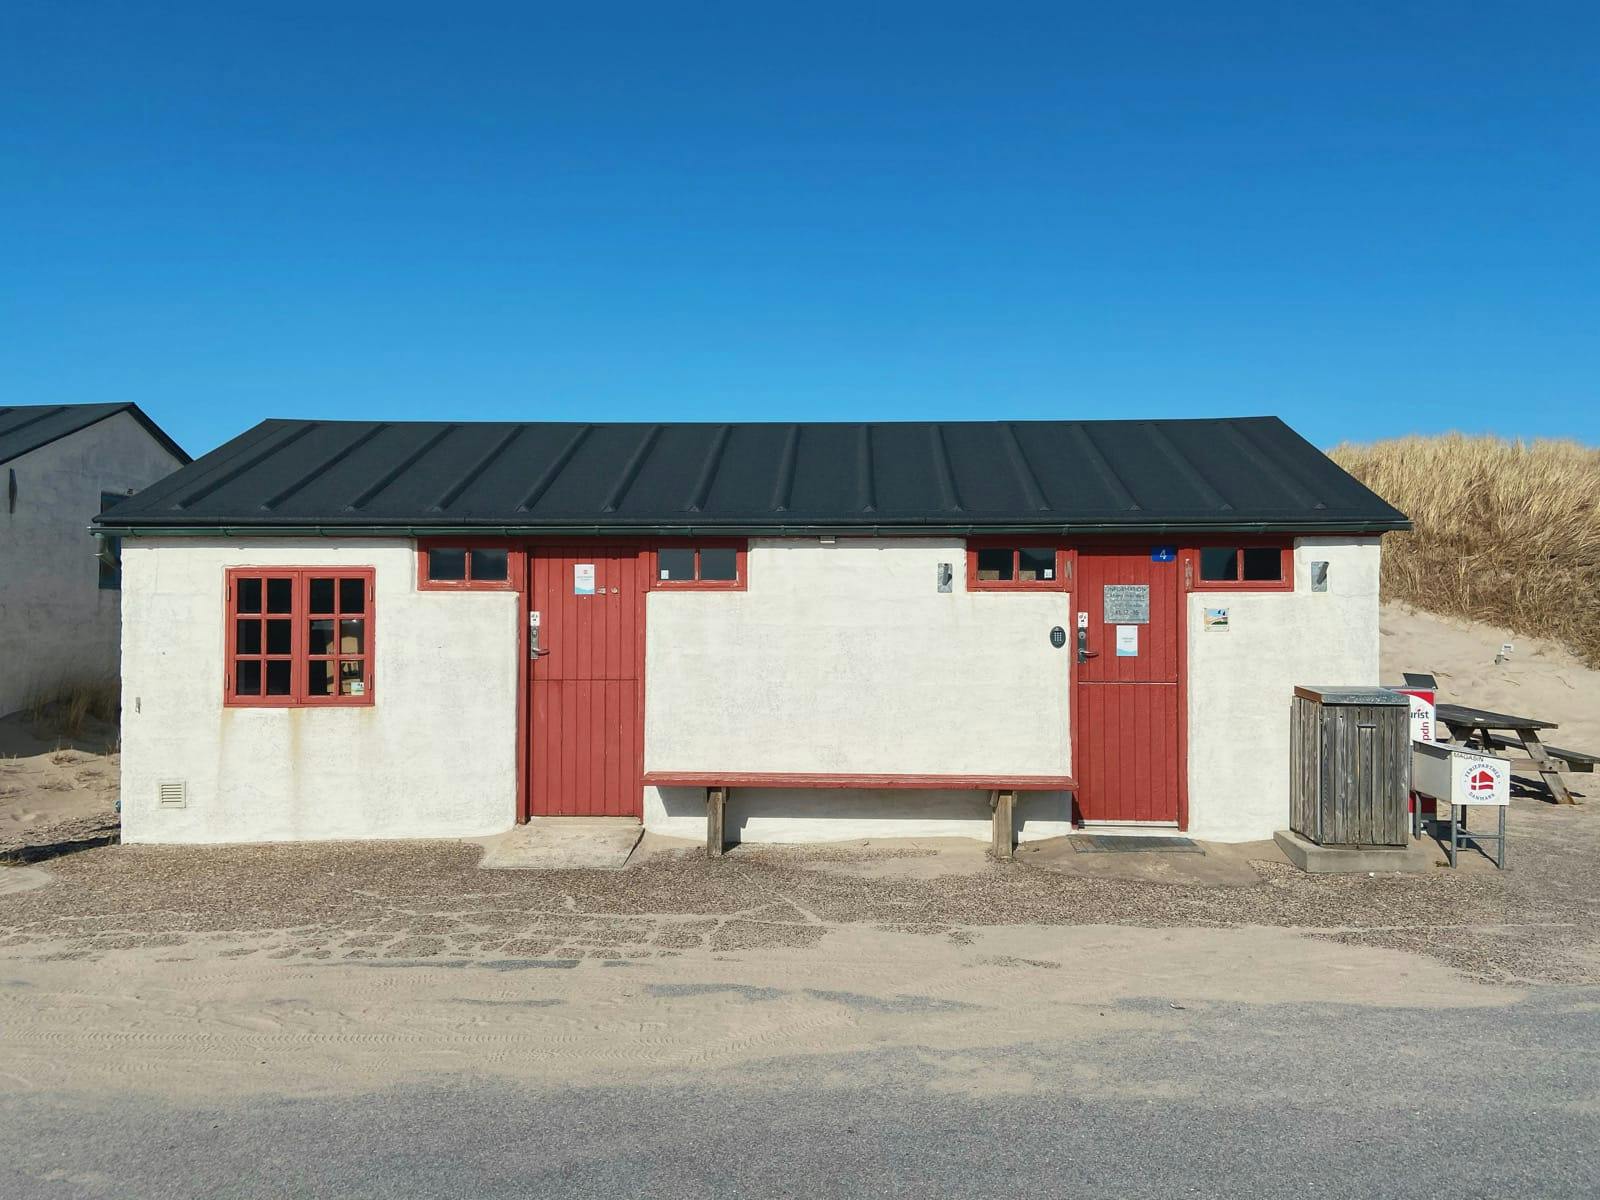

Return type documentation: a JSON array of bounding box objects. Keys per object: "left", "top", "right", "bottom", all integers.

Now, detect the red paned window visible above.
[
  {"left": 650, "top": 542, "right": 747, "bottom": 590},
  {"left": 417, "top": 541, "right": 515, "bottom": 590},
  {"left": 1192, "top": 543, "right": 1293, "bottom": 591},
  {"left": 227, "top": 567, "right": 375, "bottom": 706},
  {"left": 965, "top": 542, "right": 1067, "bottom": 591}
]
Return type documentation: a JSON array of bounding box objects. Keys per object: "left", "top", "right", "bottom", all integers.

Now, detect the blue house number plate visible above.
[{"left": 1150, "top": 546, "right": 1177, "bottom": 562}]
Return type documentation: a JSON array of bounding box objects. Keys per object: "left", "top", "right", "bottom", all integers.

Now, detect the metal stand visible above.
[{"left": 1447, "top": 804, "right": 1506, "bottom": 869}]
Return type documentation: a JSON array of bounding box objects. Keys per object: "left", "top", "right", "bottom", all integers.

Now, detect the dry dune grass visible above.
[
  {"left": 22, "top": 679, "right": 119, "bottom": 741},
  {"left": 1330, "top": 435, "right": 1600, "bottom": 667}
]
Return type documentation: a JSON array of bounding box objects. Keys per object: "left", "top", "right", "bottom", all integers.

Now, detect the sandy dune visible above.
[{"left": 0, "top": 713, "right": 119, "bottom": 852}]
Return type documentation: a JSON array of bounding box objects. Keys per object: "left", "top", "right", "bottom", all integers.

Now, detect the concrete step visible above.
[{"left": 473, "top": 819, "right": 643, "bottom": 870}]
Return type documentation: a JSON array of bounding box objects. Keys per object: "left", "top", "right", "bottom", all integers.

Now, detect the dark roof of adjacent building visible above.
[
  {"left": 0, "top": 403, "right": 190, "bottom": 468},
  {"left": 95, "top": 416, "right": 1409, "bottom": 535}
]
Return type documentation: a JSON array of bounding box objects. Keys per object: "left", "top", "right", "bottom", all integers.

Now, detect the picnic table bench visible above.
[{"left": 1435, "top": 702, "right": 1582, "bottom": 805}]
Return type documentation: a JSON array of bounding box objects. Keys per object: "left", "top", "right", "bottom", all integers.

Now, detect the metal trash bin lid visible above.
[{"left": 1292, "top": 685, "right": 1408, "bottom": 706}]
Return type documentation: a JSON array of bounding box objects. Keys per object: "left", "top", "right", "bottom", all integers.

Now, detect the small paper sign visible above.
[
  {"left": 574, "top": 563, "right": 596, "bottom": 595},
  {"left": 1115, "top": 625, "right": 1138, "bottom": 657},
  {"left": 1204, "top": 607, "right": 1230, "bottom": 631}
]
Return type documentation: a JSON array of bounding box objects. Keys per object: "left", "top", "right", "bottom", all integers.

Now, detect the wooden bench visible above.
[
  {"left": 1480, "top": 733, "right": 1597, "bottom": 774},
  {"left": 640, "top": 772, "right": 1077, "bottom": 861}
]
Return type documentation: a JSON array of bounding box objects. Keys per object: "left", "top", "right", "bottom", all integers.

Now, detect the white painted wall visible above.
[
  {"left": 0, "top": 412, "right": 184, "bottom": 716},
  {"left": 117, "top": 532, "right": 1380, "bottom": 848},
  {"left": 643, "top": 538, "right": 1074, "bottom": 844},
  {"left": 119, "top": 538, "right": 518, "bottom": 843},
  {"left": 1184, "top": 537, "right": 1382, "bottom": 842}
]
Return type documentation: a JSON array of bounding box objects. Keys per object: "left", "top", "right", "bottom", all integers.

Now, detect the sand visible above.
[{"left": 0, "top": 712, "right": 120, "bottom": 854}]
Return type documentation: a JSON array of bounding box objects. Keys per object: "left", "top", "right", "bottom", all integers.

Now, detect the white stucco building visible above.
[
  {"left": 0, "top": 404, "right": 189, "bottom": 717},
  {"left": 97, "top": 417, "right": 1407, "bottom": 851}
]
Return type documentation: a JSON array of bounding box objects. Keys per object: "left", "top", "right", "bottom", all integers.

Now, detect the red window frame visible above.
[
  {"left": 965, "top": 539, "right": 1070, "bottom": 591},
  {"left": 416, "top": 539, "right": 521, "bottom": 591},
  {"left": 225, "top": 567, "right": 376, "bottom": 707},
  {"left": 1188, "top": 540, "right": 1294, "bottom": 592},
  {"left": 649, "top": 540, "right": 748, "bottom": 591}
]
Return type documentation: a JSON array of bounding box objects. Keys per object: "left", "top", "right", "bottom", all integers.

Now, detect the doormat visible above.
[{"left": 1070, "top": 835, "right": 1201, "bottom": 854}]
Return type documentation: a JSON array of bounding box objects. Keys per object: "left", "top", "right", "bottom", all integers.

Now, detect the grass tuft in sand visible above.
[
  {"left": 23, "top": 679, "right": 120, "bottom": 741},
  {"left": 1331, "top": 434, "right": 1600, "bottom": 667}
]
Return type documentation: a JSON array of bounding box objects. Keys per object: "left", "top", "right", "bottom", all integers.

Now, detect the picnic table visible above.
[{"left": 1435, "top": 702, "right": 1580, "bottom": 805}]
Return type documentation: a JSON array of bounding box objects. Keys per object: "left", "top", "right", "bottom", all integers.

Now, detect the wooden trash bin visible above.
[{"left": 1290, "top": 686, "right": 1410, "bottom": 847}]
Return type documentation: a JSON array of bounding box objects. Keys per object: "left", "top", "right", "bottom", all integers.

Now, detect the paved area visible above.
[{"left": 1, "top": 959, "right": 1594, "bottom": 1198}]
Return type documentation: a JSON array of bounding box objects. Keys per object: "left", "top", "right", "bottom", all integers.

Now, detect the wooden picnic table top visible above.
[{"left": 1436, "top": 702, "right": 1558, "bottom": 732}]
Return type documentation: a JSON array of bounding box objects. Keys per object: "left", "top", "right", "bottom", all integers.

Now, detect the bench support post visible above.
[
  {"left": 706, "top": 786, "right": 727, "bottom": 858},
  {"left": 1520, "top": 730, "right": 1576, "bottom": 805},
  {"left": 990, "top": 789, "right": 1015, "bottom": 861}
]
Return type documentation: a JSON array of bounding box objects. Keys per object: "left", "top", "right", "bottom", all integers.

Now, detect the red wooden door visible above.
[
  {"left": 1074, "top": 548, "right": 1182, "bottom": 824},
  {"left": 527, "top": 547, "right": 645, "bottom": 817}
]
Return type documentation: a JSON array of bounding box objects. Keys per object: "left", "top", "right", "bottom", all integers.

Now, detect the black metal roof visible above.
[
  {"left": 0, "top": 403, "right": 190, "bottom": 468},
  {"left": 95, "top": 416, "right": 1409, "bottom": 535}
]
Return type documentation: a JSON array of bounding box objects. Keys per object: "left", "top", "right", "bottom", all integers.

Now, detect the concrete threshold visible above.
[
  {"left": 473, "top": 818, "right": 643, "bottom": 871},
  {"left": 1273, "top": 829, "right": 1437, "bottom": 874}
]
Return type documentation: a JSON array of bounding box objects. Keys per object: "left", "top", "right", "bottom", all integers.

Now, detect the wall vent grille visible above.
[{"left": 157, "top": 780, "right": 187, "bottom": 809}]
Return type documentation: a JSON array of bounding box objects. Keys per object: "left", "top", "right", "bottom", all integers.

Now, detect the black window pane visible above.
[
  {"left": 1242, "top": 548, "right": 1283, "bottom": 581},
  {"left": 236, "top": 619, "right": 261, "bottom": 654},
  {"left": 266, "top": 619, "right": 292, "bottom": 655},
  {"left": 308, "top": 619, "right": 334, "bottom": 655},
  {"left": 699, "top": 547, "right": 737, "bottom": 582},
  {"left": 470, "top": 549, "right": 508, "bottom": 582},
  {"left": 976, "top": 547, "right": 1014, "bottom": 581},
  {"left": 308, "top": 660, "right": 334, "bottom": 696},
  {"left": 658, "top": 548, "right": 695, "bottom": 581},
  {"left": 339, "top": 577, "right": 366, "bottom": 613},
  {"left": 1200, "top": 548, "right": 1238, "bottom": 581},
  {"left": 429, "top": 548, "right": 467, "bottom": 581},
  {"left": 266, "top": 578, "right": 293, "bottom": 613},
  {"left": 309, "top": 577, "right": 335, "bottom": 612},
  {"left": 265, "top": 660, "right": 292, "bottom": 695},
  {"left": 237, "top": 577, "right": 262, "bottom": 613},
  {"left": 235, "top": 660, "right": 261, "bottom": 696},
  {"left": 1018, "top": 548, "right": 1055, "bottom": 582}
]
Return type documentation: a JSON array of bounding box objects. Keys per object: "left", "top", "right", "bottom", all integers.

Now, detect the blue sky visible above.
[{"left": 3, "top": 2, "right": 1595, "bottom": 458}]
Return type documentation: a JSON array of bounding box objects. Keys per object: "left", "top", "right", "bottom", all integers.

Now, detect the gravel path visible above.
[{"left": 3, "top": 799, "right": 1596, "bottom": 982}]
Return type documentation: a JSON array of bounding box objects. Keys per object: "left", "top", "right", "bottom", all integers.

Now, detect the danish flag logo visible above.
[{"left": 1464, "top": 764, "right": 1503, "bottom": 801}]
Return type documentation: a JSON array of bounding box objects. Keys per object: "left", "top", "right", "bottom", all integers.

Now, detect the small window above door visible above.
[
  {"left": 965, "top": 542, "right": 1067, "bottom": 591},
  {"left": 1192, "top": 543, "right": 1293, "bottom": 591},
  {"left": 650, "top": 542, "right": 747, "bottom": 590},
  {"left": 417, "top": 541, "right": 517, "bottom": 590}
]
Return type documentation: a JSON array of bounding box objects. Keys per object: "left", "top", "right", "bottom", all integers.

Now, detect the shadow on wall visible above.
[{"left": 652, "top": 786, "right": 1074, "bottom": 843}]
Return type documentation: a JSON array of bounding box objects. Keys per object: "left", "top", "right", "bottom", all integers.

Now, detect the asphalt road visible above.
[{"left": 6, "top": 988, "right": 1596, "bottom": 1199}]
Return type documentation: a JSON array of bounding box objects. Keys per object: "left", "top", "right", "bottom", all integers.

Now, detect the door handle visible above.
[{"left": 1076, "top": 620, "right": 1097, "bottom": 663}]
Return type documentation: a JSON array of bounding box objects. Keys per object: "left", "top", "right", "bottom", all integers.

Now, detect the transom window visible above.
[
  {"left": 418, "top": 542, "right": 514, "bottom": 590},
  {"left": 227, "top": 568, "right": 374, "bottom": 706},
  {"left": 966, "top": 543, "right": 1065, "bottom": 590},
  {"left": 651, "top": 542, "right": 746, "bottom": 590},
  {"left": 1195, "top": 544, "right": 1292, "bottom": 590}
]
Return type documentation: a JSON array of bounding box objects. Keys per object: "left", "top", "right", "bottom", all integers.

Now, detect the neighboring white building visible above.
[
  {"left": 99, "top": 417, "right": 1407, "bottom": 850},
  {"left": 0, "top": 404, "right": 189, "bottom": 718}
]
